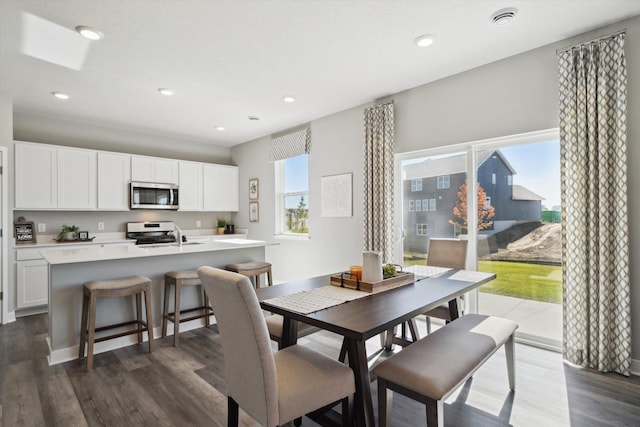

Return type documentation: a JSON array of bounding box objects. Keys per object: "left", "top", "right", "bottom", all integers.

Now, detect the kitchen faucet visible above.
[{"left": 174, "top": 225, "right": 183, "bottom": 247}]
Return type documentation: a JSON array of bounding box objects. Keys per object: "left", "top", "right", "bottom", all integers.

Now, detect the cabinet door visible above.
[
  {"left": 57, "top": 147, "right": 97, "bottom": 209},
  {"left": 15, "top": 142, "right": 57, "bottom": 209},
  {"left": 16, "top": 259, "right": 48, "bottom": 308},
  {"left": 154, "top": 158, "right": 179, "bottom": 184},
  {"left": 179, "top": 161, "right": 203, "bottom": 210},
  {"left": 131, "top": 156, "right": 155, "bottom": 182},
  {"left": 98, "top": 152, "right": 131, "bottom": 210},
  {"left": 203, "top": 164, "right": 239, "bottom": 211}
]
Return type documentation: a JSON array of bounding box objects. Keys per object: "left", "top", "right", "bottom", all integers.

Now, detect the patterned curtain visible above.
[
  {"left": 558, "top": 32, "right": 631, "bottom": 376},
  {"left": 363, "top": 102, "right": 394, "bottom": 263},
  {"left": 270, "top": 127, "right": 310, "bottom": 162}
]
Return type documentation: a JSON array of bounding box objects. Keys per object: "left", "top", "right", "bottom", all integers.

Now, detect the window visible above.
[
  {"left": 492, "top": 173, "right": 496, "bottom": 184},
  {"left": 275, "top": 154, "right": 309, "bottom": 235},
  {"left": 422, "top": 199, "right": 428, "bottom": 210},
  {"left": 429, "top": 198, "right": 436, "bottom": 211},
  {"left": 415, "top": 199, "right": 422, "bottom": 211},
  {"left": 507, "top": 175, "right": 513, "bottom": 185},
  {"left": 408, "top": 200, "right": 414, "bottom": 212},
  {"left": 416, "top": 224, "right": 428, "bottom": 236},
  {"left": 411, "top": 179, "right": 422, "bottom": 191},
  {"left": 437, "top": 175, "right": 450, "bottom": 189},
  {"left": 484, "top": 196, "right": 491, "bottom": 210}
]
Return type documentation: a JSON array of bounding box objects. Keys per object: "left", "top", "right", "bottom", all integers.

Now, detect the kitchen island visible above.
[{"left": 42, "top": 238, "right": 266, "bottom": 365}]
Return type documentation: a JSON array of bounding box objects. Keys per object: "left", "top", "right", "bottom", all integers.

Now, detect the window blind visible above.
[{"left": 269, "top": 127, "right": 310, "bottom": 162}]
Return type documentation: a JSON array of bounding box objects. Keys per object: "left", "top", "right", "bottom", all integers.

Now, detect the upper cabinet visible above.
[
  {"left": 203, "top": 164, "right": 239, "bottom": 212},
  {"left": 14, "top": 141, "right": 238, "bottom": 212},
  {"left": 179, "top": 161, "right": 203, "bottom": 211},
  {"left": 131, "top": 155, "right": 178, "bottom": 184},
  {"left": 57, "top": 147, "right": 97, "bottom": 209},
  {"left": 15, "top": 143, "right": 58, "bottom": 209},
  {"left": 98, "top": 152, "right": 131, "bottom": 210}
]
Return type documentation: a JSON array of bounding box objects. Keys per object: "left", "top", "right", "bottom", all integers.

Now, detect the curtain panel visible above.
[
  {"left": 363, "top": 102, "right": 395, "bottom": 263},
  {"left": 558, "top": 32, "right": 631, "bottom": 376},
  {"left": 269, "top": 127, "right": 310, "bottom": 162}
]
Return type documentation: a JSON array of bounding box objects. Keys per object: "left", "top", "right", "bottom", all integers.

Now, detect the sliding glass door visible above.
[{"left": 395, "top": 130, "right": 562, "bottom": 349}]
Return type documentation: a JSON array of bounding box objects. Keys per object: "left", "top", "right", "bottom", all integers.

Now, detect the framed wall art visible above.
[
  {"left": 249, "top": 178, "right": 259, "bottom": 200},
  {"left": 321, "top": 172, "right": 353, "bottom": 217},
  {"left": 14, "top": 218, "right": 37, "bottom": 244},
  {"left": 249, "top": 201, "right": 259, "bottom": 222}
]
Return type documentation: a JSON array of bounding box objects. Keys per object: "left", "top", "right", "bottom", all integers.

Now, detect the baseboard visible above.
[
  {"left": 47, "top": 316, "right": 216, "bottom": 366},
  {"left": 631, "top": 358, "right": 640, "bottom": 376},
  {"left": 4, "top": 310, "right": 16, "bottom": 324}
]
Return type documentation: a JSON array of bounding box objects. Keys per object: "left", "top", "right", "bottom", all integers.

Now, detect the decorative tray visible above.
[
  {"left": 53, "top": 237, "right": 95, "bottom": 243},
  {"left": 330, "top": 271, "right": 415, "bottom": 293}
]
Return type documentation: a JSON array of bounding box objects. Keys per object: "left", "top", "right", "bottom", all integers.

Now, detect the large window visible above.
[{"left": 275, "top": 154, "right": 309, "bottom": 235}]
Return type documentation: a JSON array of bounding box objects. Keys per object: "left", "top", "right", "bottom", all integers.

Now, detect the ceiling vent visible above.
[{"left": 491, "top": 8, "right": 518, "bottom": 26}]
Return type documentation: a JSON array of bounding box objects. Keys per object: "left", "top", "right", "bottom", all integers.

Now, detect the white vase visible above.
[{"left": 362, "top": 251, "right": 383, "bottom": 283}]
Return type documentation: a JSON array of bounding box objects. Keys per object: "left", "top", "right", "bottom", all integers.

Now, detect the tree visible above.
[
  {"left": 292, "top": 196, "right": 309, "bottom": 233},
  {"left": 448, "top": 182, "right": 495, "bottom": 231}
]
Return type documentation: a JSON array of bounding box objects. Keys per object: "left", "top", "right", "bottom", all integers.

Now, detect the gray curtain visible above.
[
  {"left": 558, "top": 32, "right": 631, "bottom": 376},
  {"left": 363, "top": 102, "right": 394, "bottom": 263}
]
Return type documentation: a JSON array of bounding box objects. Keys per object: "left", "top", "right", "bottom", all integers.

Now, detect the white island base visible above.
[{"left": 44, "top": 240, "right": 266, "bottom": 365}]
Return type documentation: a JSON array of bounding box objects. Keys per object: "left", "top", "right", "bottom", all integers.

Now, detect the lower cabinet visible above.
[{"left": 16, "top": 259, "right": 48, "bottom": 309}]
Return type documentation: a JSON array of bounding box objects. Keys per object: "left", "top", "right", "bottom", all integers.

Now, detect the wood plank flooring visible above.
[{"left": 1, "top": 314, "right": 639, "bottom": 426}]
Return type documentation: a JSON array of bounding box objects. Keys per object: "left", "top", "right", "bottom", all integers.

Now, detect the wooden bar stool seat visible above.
[
  {"left": 79, "top": 275, "right": 153, "bottom": 370},
  {"left": 162, "top": 270, "right": 214, "bottom": 347},
  {"left": 225, "top": 261, "right": 273, "bottom": 288}
]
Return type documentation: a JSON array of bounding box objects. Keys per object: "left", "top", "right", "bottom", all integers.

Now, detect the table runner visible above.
[{"left": 263, "top": 265, "right": 452, "bottom": 314}]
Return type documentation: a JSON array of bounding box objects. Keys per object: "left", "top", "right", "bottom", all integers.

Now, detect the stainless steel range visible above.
[{"left": 126, "top": 221, "right": 179, "bottom": 245}]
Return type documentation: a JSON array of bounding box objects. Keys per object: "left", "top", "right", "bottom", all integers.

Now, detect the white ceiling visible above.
[{"left": 1, "top": 1, "right": 639, "bottom": 148}]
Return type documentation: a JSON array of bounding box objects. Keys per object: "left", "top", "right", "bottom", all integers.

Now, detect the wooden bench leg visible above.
[
  {"left": 377, "top": 378, "right": 393, "bottom": 427},
  {"left": 426, "top": 398, "right": 443, "bottom": 427},
  {"left": 505, "top": 334, "right": 515, "bottom": 391},
  {"left": 136, "top": 292, "right": 143, "bottom": 344},
  {"left": 228, "top": 396, "right": 239, "bottom": 427},
  {"left": 161, "top": 280, "right": 170, "bottom": 338},
  {"left": 79, "top": 292, "right": 89, "bottom": 359},
  {"left": 144, "top": 287, "right": 154, "bottom": 353}
]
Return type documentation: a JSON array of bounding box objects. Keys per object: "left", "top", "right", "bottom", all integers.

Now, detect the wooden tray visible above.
[
  {"left": 54, "top": 237, "right": 95, "bottom": 243},
  {"left": 330, "top": 271, "right": 415, "bottom": 293}
]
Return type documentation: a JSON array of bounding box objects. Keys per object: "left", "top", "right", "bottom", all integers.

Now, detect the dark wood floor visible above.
[{"left": 1, "top": 314, "right": 639, "bottom": 426}]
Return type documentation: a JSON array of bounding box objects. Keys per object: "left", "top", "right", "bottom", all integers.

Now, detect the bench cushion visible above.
[{"left": 373, "top": 314, "right": 517, "bottom": 400}]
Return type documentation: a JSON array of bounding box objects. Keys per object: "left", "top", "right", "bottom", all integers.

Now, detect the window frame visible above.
[
  {"left": 411, "top": 179, "right": 423, "bottom": 192},
  {"left": 437, "top": 175, "right": 450, "bottom": 189},
  {"left": 274, "top": 155, "right": 310, "bottom": 239}
]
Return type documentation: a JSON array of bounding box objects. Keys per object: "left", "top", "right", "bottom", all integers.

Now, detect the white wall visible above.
[{"left": 231, "top": 15, "right": 640, "bottom": 360}]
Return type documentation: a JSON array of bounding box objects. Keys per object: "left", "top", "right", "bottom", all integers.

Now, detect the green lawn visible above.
[
  {"left": 478, "top": 260, "right": 562, "bottom": 304},
  {"left": 404, "top": 257, "right": 562, "bottom": 304}
]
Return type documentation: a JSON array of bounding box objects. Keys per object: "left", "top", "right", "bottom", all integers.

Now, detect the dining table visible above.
[{"left": 255, "top": 268, "right": 496, "bottom": 427}]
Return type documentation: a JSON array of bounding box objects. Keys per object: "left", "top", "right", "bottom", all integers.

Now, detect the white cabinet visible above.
[
  {"left": 98, "top": 152, "right": 131, "bottom": 210},
  {"left": 203, "top": 164, "right": 239, "bottom": 211},
  {"left": 16, "top": 259, "right": 48, "bottom": 309},
  {"left": 131, "top": 155, "right": 178, "bottom": 184},
  {"left": 15, "top": 142, "right": 58, "bottom": 209},
  {"left": 179, "top": 161, "right": 203, "bottom": 210},
  {"left": 57, "top": 147, "right": 97, "bottom": 209}
]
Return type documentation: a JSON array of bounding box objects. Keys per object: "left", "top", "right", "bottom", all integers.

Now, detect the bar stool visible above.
[
  {"left": 162, "top": 270, "right": 214, "bottom": 347},
  {"left": 79, "top": 276, "right": 153, "bottom": 370},
  {"left": 225, "top": 261, "right": 273, "bottom": 288}
]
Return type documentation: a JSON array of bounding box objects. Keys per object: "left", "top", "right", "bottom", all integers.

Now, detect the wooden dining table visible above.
[{"left": 255, "top": 269, "right": 496, "bottom": 427}]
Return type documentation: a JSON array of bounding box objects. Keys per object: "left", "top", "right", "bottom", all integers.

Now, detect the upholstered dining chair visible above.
[
  {"left": 197, "top": 266, "right": 355, "bottom": 427},
  {"left": 423, "top": 238, "right": 469, "bottom": 333}
]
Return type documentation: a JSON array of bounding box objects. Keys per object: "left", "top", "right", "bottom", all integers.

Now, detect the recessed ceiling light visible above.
[
  {"left": 283, "top": 95, "right": 296, "bottom": 103},
  {"left": 51, "top": 91, "right": 70, "bottom": 100},
  {"left": 215, "top": 126, "right": 225, "bottom": 131},
  {"left": 414, "top": 34, "right": 435, "bottom": 47},
  {"left": 158, "top": 88, "right": 174, "bottom": 96},
  {"left": 490, "top": 8, "right": 518, "bottom": 26},
  {"left": 75, "top": 25, "right": 104, "bottom": 40},
  {"left": 248, "top": 116, "right": 260, "bottom": 121}
]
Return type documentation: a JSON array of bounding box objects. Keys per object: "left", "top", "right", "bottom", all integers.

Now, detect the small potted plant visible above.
[
  {"left": 58, "top": 224, "right": 79, "bottom": 241},
  {"left": 217, "top": 219, "right": 227, "bottom": 235}
]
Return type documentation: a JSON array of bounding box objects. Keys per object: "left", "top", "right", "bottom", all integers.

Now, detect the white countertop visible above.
[{"left": 41, "top": 238, "right": 266, "bottom": 265}]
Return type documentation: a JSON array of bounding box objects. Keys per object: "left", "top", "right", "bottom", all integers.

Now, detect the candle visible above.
[{"left": 350, "top": 265, "right": 363, "bottom": 281}]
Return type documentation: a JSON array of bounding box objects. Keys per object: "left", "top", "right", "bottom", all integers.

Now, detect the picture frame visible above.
[
  {"left": 78, "top": 231, "right": 89, "bottom": 240},
  {"left": 249, "top": 201, "right": 259, "bottom": 222},
  {"left": 14, "top": 220, "right": 37, "bottom": 244},
  {"left": 249, "top": 178, "right": 259, "bottom": 200},
  {"left": 321, "top": 172, "right": 353, "bottom": 217}
]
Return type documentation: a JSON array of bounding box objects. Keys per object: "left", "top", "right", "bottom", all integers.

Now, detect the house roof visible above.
[
  {"left": 512, "top": 185, "right": 545, "bottom": 201},
  {"left": 402, "top": 149, "right": 517, "bottom": 180}
]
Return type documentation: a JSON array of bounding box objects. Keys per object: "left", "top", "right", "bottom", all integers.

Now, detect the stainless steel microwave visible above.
[{"left": 130, "top": 182, "right": 179, "bottom": 210}]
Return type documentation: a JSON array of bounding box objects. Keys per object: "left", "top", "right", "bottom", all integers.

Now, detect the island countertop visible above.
[{"left": 41, "top": 238, "right": 266, "bottom": 265}]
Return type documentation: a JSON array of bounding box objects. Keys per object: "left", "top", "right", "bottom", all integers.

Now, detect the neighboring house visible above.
[{"left": 403, "top": 150, "right": 544, "bottom": 253}]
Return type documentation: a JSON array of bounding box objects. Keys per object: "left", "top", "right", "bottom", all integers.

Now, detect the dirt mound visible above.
[{"left": 484, "top": 223, "right": 562, "bottom": 263}]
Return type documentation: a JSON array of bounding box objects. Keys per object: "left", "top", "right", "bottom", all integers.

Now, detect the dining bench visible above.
[{"left": 372, "top": 313, "right": 518, "bottom": 427}]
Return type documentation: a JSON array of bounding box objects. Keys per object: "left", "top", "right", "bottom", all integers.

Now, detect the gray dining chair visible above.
[
  {"left": 423, "top": 238, "right": 469, "bottom": 333},
  {"left": 197, "top": 266, "right": 355, "bottom": 427}
]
